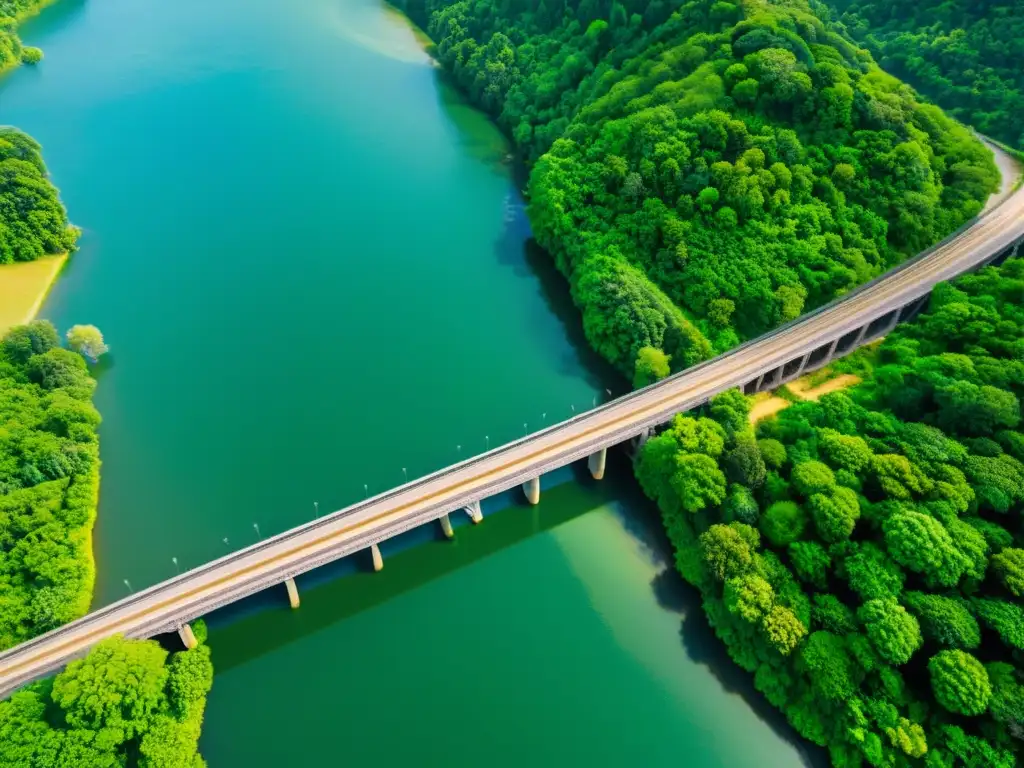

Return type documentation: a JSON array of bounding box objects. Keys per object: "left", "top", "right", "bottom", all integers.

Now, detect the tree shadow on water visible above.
[{"left": 665, "top": 575, "right": 829, "bottom": 768}]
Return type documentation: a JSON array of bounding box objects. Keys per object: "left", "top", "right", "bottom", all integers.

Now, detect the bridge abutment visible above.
[
  {"left": 285, "top": 577, "right": 300, "bottom": 609},
  {"left": 439, "top": 513, "right": 454, "bottom": 539},
  {"left": 523, "top": 476, "right": 540, "bottom": 505},
  {"left": 588, "top": 447, "right": 607, "bottom": 480},
  {"left": 370, "top": 543, "right": 384, "bottom": 572}
]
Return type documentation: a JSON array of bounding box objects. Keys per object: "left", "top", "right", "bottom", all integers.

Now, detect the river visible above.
[{"left": 4, "top": 0, "right": 818, "bottom": 764}]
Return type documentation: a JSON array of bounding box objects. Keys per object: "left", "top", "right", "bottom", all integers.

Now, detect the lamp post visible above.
[
  {"left": 172, "top": 556, "right": 179, "bottom": 575},
  {"left": 253, "top": 522, "right": 262, "bottom": 540},
  {"left": 124, "top": 579, "right": 133, "bottom": 594}
]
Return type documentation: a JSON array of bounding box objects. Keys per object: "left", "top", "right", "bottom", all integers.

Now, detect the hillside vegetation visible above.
[
  {"left": 393, "top": 0, "right": 999, "bottom": 380},
  {"left": 824, "top": 0, "right": 1024, "bottom": 149},
  {"left": 637, "top": 259, "right": 1024, "bottom": 766}
]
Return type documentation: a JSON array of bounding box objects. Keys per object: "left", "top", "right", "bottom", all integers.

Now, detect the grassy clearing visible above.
[
  {"left": 0, "top": 253, "right": 67, "bottom": 334},
  {"left": 749, "top": 370, "right": 862, "bottom": 424}
]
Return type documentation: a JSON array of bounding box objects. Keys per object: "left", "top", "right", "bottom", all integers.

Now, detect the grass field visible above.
[{"left": 0, "top": 254, "right": 67, "bottom": 335}]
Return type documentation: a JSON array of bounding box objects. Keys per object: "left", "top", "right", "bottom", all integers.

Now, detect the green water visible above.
[{"left": 3, "top": 0, "right": 818, "bottom": 764}]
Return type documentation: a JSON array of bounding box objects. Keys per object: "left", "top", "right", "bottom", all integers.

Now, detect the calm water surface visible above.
[{"left": 3, "top": 0, "right": 818, "bottom": 764}]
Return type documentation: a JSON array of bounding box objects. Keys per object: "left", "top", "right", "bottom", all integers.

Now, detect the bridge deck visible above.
[{"left": 1, "top": 174, "right": 1023, "bottom": 698}]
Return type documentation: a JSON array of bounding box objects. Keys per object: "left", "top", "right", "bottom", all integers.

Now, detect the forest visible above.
[
  {"left": 0, "top": 0, "right": 49, "bottom": 73},
  {"left": 391, "top": 0, "right": 1000, "bottom": 380},
  {"left": 636, "top": 258, "right": 1024, "bottom": 766},
  {"left": 0, "top": 633, "right": 214, "bottom": 767},
  {"left": 0, "top": 322, "right": 214, "bottom": 766},
  {"left": 0, "top": 320, "right": 100, "bottom": 646},
  {"left": 823, "top": 0, "right": 1024, "bottom": 150},
  {"left": 0, "top": 127, "right": 77, "bottom": 265}
]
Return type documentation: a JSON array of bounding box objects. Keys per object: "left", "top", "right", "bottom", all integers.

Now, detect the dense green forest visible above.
[
  {"left": 0, "top": 320, "right": 99, "bottom": 646},
  {"left": 392, "top": 0, "right": 999, "bottom": 379},
  {"left": 0, "top": 633, "right": 214, "bottom": 767},
  {"left": 636, "top": 258, "right": 1024, "bottom": 766},
  {"left": 0, "top": 128, "right": 77, "bottom": 264},
  {"left": 823, "top": 0, "right": 1024, "bottom": 150}
]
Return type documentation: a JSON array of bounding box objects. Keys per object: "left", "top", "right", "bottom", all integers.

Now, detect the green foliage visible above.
[
  {"left": 395, "top": 0, "right": 998, "bottom": 379},
  {"left": 632, "top": 344, "right": 670, "bottom": 388},
  {"left": 929, "top": 650, "right": 991, "bottom": 716},
  {"left": 903, "top": 592, "right": 980, "bottom": 650},
  {"left": 825, "top": 0, "right": 1024, "bottom": 148},
  {"left": 883, "top": 510, "right": 970, "bottom": 589},
  {"left": 990, "top": 548, "right": 1024, "bottom": 598},
  {"left": 65, "top": 325, "right": 108, "bottom": 362},
  {"left": 857, "top": 597, "right": 921, "bottom": 666},
  {"left": 0, "top": 127, "right": 77, "bottom": 264},
  {"left": 638, "top": 261, "right": 1024, "bottom": 763},
  {"left": 19, "top": 45, "right": 39, "bottom": 64},
  {"left": 0, "top": 637, "right": 213, "bottom": 767},
  {"left": 0, "top": 321, "right": 100, "bottom": 647},
  {"left": 760, "top": 500, "right": 806, "bottom": 547}
]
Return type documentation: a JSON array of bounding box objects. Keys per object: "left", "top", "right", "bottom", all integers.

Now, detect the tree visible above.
[
  {"left": 790, "top": 461, "right": 836, "bottom": 497},
  {"left": 669, "top": 453, "right": 727, "bottom": 513},
  {"left": 903, "top": 592, "right": 980, "bottom": 650},
  {"left": 724, "top": 432, "right": 766, "bottom": 488},
  {"left": 883, "top": 510, "right": 970, "bottom": 589},
  {"left": 858, "top": 597, "right": 921, "bottom": 665},
  {"left": 757, "top": 438, "right": 786, "bottom": 470},
  {"left": 66, "top": 325, "right": 109, "bottom": 362},
  {"left": 929, "top": 650, "right": 991, "bottom": 716},
  {"left": 760, "top": 500, "right": 806, "bottom": 547},
  {"left": 700, "top": 523, "right": 759, "bottom": 581},
  {"left": 51, "top": 636, "right": 169, "bottom": 740},
  {"left": 807, "top": 486, "right": 859, "bottom": 543},
  {"left": 633, "top": 346, "right": 670, "bottom": 389},
  {"left": 1, "top": 320, "right": 60, "bottom": 365},
  {"left": 27, "top": 348, "right": 91, "bottom": 391},
  {"left": 724, "top": 573, "right": 774, "bottom": 623},
  {"left": 991, "top": 548, "right": 1024, "bottom": 598}
]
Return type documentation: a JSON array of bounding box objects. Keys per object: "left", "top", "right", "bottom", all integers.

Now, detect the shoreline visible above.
[{"left": 0, "top": 252, "right": 68, "bottom": 335}]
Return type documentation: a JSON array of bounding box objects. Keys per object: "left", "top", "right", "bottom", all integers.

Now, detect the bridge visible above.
[{"left": 0, "top": 173, "right": 1022, "bottom": 698}]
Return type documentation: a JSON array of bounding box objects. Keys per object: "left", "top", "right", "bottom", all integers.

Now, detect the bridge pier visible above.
[
  {"left": 588, "top": 447, "right": 607, "bottom": 480},
  {"left": 370, "top": 543, "right": 384, "bottom": 572},
  {"left": 523, "top": 476, "right": 540, "bottom": 505},
  {"left": 178, "top": 623, "right": 198, "bottom": 650},
  {"left": 284, "top": 577, "right": 300, "bottom": 609},
  {"left": 464, "top": 500, "right": 483, "bottom": 524},
  {"left": 439, "top": 513, "right": 454, "bottom": 539}
]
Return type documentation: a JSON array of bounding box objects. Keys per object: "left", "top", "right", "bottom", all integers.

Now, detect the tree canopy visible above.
[
  {"left": 637, "top": 259, "right": 1024, "bottom": 765},
  {"left": 824, "top": 0, "right": 1024, "bottom": 148},
  {"left": 0, "top": 635, "right": 213, "bottom": 768},
  {"left": 392, "top": 0, "right": 999, "bottom": 380}
]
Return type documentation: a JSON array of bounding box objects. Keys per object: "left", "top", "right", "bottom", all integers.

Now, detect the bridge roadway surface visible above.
[{"left": 1, "top": 178, "right": 1023, "bottom": 698}]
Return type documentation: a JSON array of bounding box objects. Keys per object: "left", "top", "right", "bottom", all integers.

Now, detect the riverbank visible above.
[{"left": 0, "top": 252, "right": 67, "bottom": 334}]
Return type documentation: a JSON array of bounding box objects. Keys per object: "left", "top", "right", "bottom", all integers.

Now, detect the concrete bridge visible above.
[{"left": 0, "top": 176, "right": 1022, "bottom": 698}]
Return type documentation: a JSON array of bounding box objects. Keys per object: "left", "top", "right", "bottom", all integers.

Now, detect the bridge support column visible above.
[
  {"left": 284, "top": 577, "right": 300, "bottom": 609},
  {"left": 523, "top": 476, "right": 540, "bottom": 505},
  {"left": 464, "top": 500, "right": 483, "bottom": 524},
  {"left": 588, "top": 447, "right": 607, "bottom": 480},
  {"left": 178, "top": 623, "right": 198, "bottom": 650},
  {"left": 439, "top": 513, "right": 454, "bottom": 539},
  {"left": 370, "top": 543, "right": 384, "bottom": 572}
]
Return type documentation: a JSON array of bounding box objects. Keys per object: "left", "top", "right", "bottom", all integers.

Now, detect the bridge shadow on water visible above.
[
  {"left": 197, "top": 450, "right": 826, "bottom": 766},
  {"left": 201, "top": 465, "right": 606, "bottom": 675}
]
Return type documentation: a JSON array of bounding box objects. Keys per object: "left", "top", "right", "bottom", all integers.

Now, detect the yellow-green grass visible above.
[{"left": 0, "top": 253, "right": 67, "bottom": 335}]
